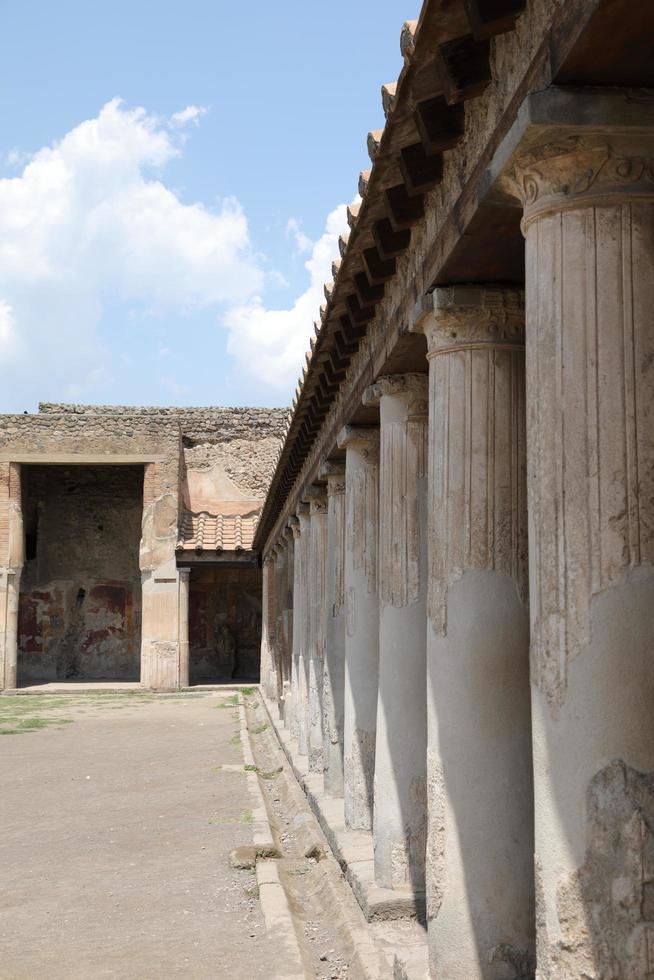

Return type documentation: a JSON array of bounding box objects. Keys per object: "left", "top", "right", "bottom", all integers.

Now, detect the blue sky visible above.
[{"left": 0, "top": 1, "right": 409, "bottom": 411}]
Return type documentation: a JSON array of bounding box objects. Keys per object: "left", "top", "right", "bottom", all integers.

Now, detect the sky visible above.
[{"left": 0, "top": 1, "right": 411, "bottom": 412}]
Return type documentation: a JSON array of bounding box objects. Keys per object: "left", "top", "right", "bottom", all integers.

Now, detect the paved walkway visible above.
[{"left": 0, "top": 691, "right": 288, "bottom": 979}]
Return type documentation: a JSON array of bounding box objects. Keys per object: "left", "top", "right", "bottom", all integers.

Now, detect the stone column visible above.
[
  {"left": 296, "top": 505, "right": 311, "bottom": 757},
  {"left": 337, "top": 425, "right": 380, "bottom": 831},
  {"left": 363, "top": 374, "right": 429, "bottom": 892},
  {"left": 177, "top": 568, "right": 191, "bottom": 689},
  {"left": 0, "top": 462, "right": 23, "bottom": 691},
  {"left": 288, "top": 516, "right": 301, "bottom": 737},
  {"left": 260, "top": 554, "right": 273, "bottom": 697},
  {"left": 411, "top": 287, "right": 534, "bottom": 978},
  {"left": 274, "top": 539, "right": 287, "bottom": 707},
  {"left": 305, "top": 486, "right": 328, "bottom": 773},
  {"left": 140, "top": 462, "right": 182, "bottom": 690},
  {"left": 320, "top": 461, "right": 347, "bottom": 797},
  {"left": 504, "top": 131, "right": 654, "bottom": 976},
  {"left": 281, "top": 526, "right": 295, "bottom": 723}
]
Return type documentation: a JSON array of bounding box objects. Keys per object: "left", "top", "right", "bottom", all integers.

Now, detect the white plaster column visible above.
[
  {"left": 177, "top": 567, "right": 191, "bottom": 689},
  {"left": 0, "top": 462, "right": 23, "bottom": 691},
  {"left": 320, "top": 461, "right": 347, "bottom": 797},
  {"left": 139, "top": 462, "right": 182, "bottom": 690},
  {"left": 504, "top": 131, "right": 654, "bottom": 977},
  {"left": 281, "top": 526, "right": 295, "bottom": 723},
  {"left": 260, "top": 554, "right": 274, "bottom": 697},
  {"left": 412, "top": 287, "right": 534, "bottom": 978},
  {"left": 305, "top": 486, "right": 328, "bottom": 773},
  {"left": 288, "top": 516, "right": 302, "bottom": 737},
  {"left": 337, "top": 425, "right": 380, "bottom": 831},
  {"left": 363, "top": 374, "right": 429, "bottom": 892},
  {"left": 274, "top": 539, "right": 287, "bottom": 707},
  {"left": 296, "top": 505, "right": 311, "bottom": 757}
]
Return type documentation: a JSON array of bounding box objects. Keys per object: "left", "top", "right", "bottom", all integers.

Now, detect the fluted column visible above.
[
  {"left": 363, "top": 374, "right": 428, "bottom": 892},
  {"left": 288, "top": 516, "right": 301, "bottom": 737},
  {"left": 260, "top": 553, "right": 275, "bottom": 699},
  {"left": 281, "top": 526, "right": 295, "bottom": 723},
  {"left": 321, "top": 461, "right": 347, "bottom": 796},
  {"left": 504, "top": 130, "right": 654, "bottom": 977},
  {"left": 337, "top": 426, "right": 380, "bottom": 830},
  {"left": 412, "top": 287, "right": 534, "bottom": 978},
  {"left": 296, "top": 505, "right": 311, "bottom": 757},
  {"left": 305, "top": 486, "right": 328, "bottom": 772},
  {"left": 177, "top": 568, "right": 191, "bottom": 689},
  {"left": 274, "top": 537, "right": 287, "bottom": 708}
]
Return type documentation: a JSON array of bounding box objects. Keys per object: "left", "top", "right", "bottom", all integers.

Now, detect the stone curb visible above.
[
  {"left": 260, "top": 695, "right": 425, "bottom": 924},
  {"left": 259, "top": 694, "right": 397, "bottom": 980},
  {"left": 256, "top": 860, "right": 308, "bottom": 980},
  {"left": 238, "top": 700, "right": 280, "bottom": 858}
]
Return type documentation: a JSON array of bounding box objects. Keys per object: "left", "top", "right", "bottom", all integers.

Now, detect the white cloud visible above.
[
  {"left": 222, "top": 202, "right": 353, "bottom": 394},
  {"left": 170, "top": 105, "right": 208, "bottom": 127},
  {"left": 0, "top": 98, "right": 262, "bottom": 406},
  {"left": 286, "top": 217, "right": 312, "bottom": 255}
]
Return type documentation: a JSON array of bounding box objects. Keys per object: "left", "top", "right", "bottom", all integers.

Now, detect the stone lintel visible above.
[{"left": 336, "top": 425, "right": 380, "bottom": 451}]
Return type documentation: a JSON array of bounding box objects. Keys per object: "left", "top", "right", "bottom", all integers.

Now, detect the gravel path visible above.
[{"left": 0, "top": 691, "right": 293, "bottom": 979}]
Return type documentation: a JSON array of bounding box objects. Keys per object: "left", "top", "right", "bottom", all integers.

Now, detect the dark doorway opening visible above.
[
  {"left": 188, "top": 565, "right": 262, "bottom": 684},
  {"left": 18, "top": 464, "right": 143, "bottom": 685}
]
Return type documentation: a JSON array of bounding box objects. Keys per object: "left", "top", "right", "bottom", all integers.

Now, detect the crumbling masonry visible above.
[
  {"left": 257, "top": 1, "right": 654, "bottom": 977},
  {"left": 0, "top": 405, "right": 286, "bottom": 689}
]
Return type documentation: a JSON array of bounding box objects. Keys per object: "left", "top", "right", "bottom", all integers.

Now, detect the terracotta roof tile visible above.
[{"left": 176, "top": 510, "right": 259, "bottom": 553}]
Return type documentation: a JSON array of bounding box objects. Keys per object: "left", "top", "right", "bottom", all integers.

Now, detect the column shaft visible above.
[
  {"left": 338, "top": 426, "right": 380, "bottom": 830},
  {"left": 307, "top": 488, "right": 328, "bottom": 772},
  {"left": 296, "top": 508, "right": 311, "bottom": 757},
  {"left": 507, "top": 132, "right": 654, "bottom": 976},
  {"left": 321, "top": 463, "right": 347, "bottom": 796},
  {"left": 365, "top": 374, "right": 429, "bottom": 892},
  {"left": 413, "top": 287, "right": 534, "bottom": 979},
  {"left": 178, "top": 568, "right": 191, "bottom": 689},
  {"left": 0, "top": 462, "right": 23, "bottom": 690}
]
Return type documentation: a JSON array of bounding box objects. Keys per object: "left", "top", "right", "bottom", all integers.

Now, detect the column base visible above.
[{"left": 262, "top": 692, "right": 426, "bottom": 925}]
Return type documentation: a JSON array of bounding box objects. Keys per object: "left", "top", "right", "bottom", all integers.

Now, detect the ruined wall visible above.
[
  {"left": 18, "top": 465, "right": 143, "bottom": 682},
  {"left": 189, "top": 566, "right": 262, "bottom": 683}
]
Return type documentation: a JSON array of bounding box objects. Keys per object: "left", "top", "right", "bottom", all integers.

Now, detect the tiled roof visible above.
[{"left": 176, "top": 511, "right": 259, "bottom": 553}]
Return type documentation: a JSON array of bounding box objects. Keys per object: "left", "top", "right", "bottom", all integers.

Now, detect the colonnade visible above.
[{"left": 262, "top": 133, "right": 654, "bottom": 977}]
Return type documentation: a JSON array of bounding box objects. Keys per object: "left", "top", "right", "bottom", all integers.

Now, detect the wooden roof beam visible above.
[
  {"left": 462, "top": 0, "right": 525, "bottom": 41},
  {"left": 399, "top": 142, "right": 444, "bottom": 194},
  {"left": 436, "top": 33, "right": 492, "bottom": 104},
  {"left": 373, "top": 218, "right": 411, "bottom": 261},
  {"left": 362, "top": 246, "right": 396, "bottom": 285},
  {"left": 386, "top": 184, "right": 426, "bottom": 231},
  {"left": 354, "top": 271, "right": 385, "bottom": 306},
  {"left": 415, "top": 96, "right": 465, "bottom": 154}
]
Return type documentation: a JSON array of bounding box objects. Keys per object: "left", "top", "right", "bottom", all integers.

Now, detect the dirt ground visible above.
[{"left": 0, "top": 691, "right": 295, "bottom": 979}]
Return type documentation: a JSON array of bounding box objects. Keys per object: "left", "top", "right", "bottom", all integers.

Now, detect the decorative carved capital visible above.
[
  {"left": 303, "top": 484, "right": 328, "bottom": 514},
  {"left": 288, "top": 516, "right": 301, "bottom": 540},
  {"left": 319, "top": 460, "right": 346, "bottom": 494},
  {"left": 363, "top": 372, "right": 428, "bottom": 407},
  {"left": 501, "top": 134, "right": 654, "bottom": 231},
  {"left": 411, "top": 286, "right": 525, "bottom": 357},
  {"left": 337, "top": 425, "right": 380, "bottom": 454}
]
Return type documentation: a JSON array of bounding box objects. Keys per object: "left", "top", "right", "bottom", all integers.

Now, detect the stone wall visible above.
[{"left": 19, "top": 465, "right": 143, "bottom": 682}]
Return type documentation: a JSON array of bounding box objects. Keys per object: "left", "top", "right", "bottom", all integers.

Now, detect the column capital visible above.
[
  {"left": 410, "top": 286, "right": 525, "bottom": 357},
  {"left": 303, "top": 484, "right": 328, "bottom": 514},
  {"left": 362, "top": 372, "right": 428, "bottom": 407},
  {"left": 337, "top": 425, "right": 380, "bottom": 453},
  {"left": 177, "top": 567, "right": 191, "bottom": 583},
  {"left": 319, "top": 460, "right": 346, "bottom": 496},
  {"left": 502, "top": 132, "right": 654, "bottom": 232},
  {"left": 288, "top": 516, "right": 302, "bottom": 540}
]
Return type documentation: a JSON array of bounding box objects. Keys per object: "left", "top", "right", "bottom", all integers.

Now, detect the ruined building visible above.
[
  {"left": 0, "top": 404, "right": 286, "bottom": 689},
  {"left": 257, "top": 0, "right": 654, "bottom": 977}
]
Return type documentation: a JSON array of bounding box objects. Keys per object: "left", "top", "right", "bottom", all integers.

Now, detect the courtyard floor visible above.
[{"left": 0, "top": 690, "right": 292, "bottom": 979}]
